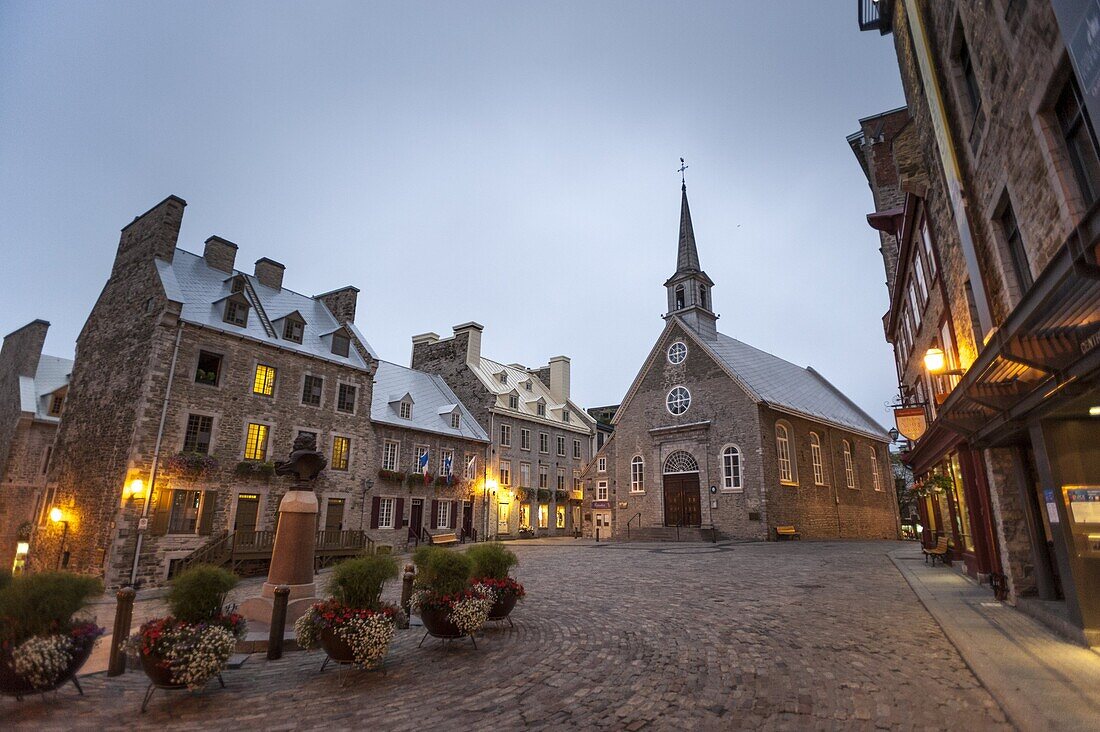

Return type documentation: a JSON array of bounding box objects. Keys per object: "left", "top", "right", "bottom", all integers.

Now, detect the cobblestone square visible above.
[{"left": 1, "top": 541, "right": 1009, "bottom": 731}]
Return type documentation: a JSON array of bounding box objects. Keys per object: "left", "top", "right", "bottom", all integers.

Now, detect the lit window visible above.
[
  {"left": 722, "top": 446, "right": 741, "bottom": 491},
  {"left": 776, "top": 423, "right": 794, "bottom": 484},
  {"left": 253, "top": 364, "right": 276, "bottom": 396},
  {"left": 810, "top": 433, "right": 825, "bottom": 485},
  {"left": 538, "top": 504, "right": 548, "bottom": 529},
  {"left": 337, "top": 383, "right": 357, "bottom": 413},
  {"left": 631, "top": 456, "right": 645, "bottom": 493},
  {"left": 244, "top": 423, "right": 269, "bottom": 461},
  {"left": 843, "top": 441, "right": 856, "bottom": 489},
  {"left": 556, "top": 505, "right": 566, "bottom": 529},
  {"left": 332, "top": 436, "right": 350, "bottom": 471},
  {"left": 668, "top": 342, "right": 687, "bottom": 364},
  {"left": 666, "top": 386, "right": 691, "bottom": 415},
  {"left": 382, "top": 440, "right": 400, "bottom": 471}
]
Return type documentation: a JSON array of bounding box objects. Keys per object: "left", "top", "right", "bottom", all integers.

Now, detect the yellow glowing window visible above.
[
  {"left": 332, "top": 436, "right": 350, "bottom": 471},
  {"left": 253, "top": 364, "right": 276, "bottom": 396},
  {"left": 244, "top": 423, "right": 268, "bottom": 461}
]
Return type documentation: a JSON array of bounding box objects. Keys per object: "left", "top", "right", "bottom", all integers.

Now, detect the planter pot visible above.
[
  {"left": 139, "top": 652, "right": 185, "bottom": 690},
  {"left": 319, "top": 627, "right": 356, "bottom": 664},
  {"left": 419, "top": 606, "right": 464, "bottom": 639},
  {"left": 0, "top": 637, "right": 95, "bottom": 697},
  {"left": 488, "top": 593, "right": 518, "bottom": 621}
]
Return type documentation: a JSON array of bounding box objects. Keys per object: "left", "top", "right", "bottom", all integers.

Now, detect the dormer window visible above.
[
  {"left": 47, "top": 393, "right": 64, "bottom": 417},
  {"left": 451, "top": 413, "right": 460, "bottom": 429},
  {"left": 509, "top": 394, "right": 519, "bottom": 409},
  {"left": 498, "top": 372, "right": 508, "bottom": 385},
  {"left": 524, "top": 379, "right": 532, "bottom": 391},
  {"left": 563, "top": 409, "right": 570, "bottom": 423},
  {"left": 537, "top": 403, "right": 546, "bottom": 417},
  {"left": 331, "top": 332, "right": 350, "bottom": 357},
  {"left": 231, "top": 276, "right": 245, "bottom": 293},
  {"left": 223, "top": 296, "right": 249, "bottom": 326},
  {"left": 675, "top": 285, "right": 685, "bottom": 310},
  {"left": 400, "top": 401, "right": 412, "bottom": 419},
  {"left": 283, "top": 316, "right": 304, "bottom": 344}
]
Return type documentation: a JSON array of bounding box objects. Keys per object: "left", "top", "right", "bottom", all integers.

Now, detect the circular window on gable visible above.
[
  {"left": 666, "top": 386, "right": 691, "bottom": 415},
  {"left": 667, "top": 341, "right": 687, "bottom": 365}
]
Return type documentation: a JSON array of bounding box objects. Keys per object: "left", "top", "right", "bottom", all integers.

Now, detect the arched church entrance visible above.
[{"left": 662, "top": 450, "right": 701, "bottom": 527}]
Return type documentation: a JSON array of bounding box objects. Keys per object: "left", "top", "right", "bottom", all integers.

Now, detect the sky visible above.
[{"left": 0, "top": 1, "right": 906, "bottom": 427}]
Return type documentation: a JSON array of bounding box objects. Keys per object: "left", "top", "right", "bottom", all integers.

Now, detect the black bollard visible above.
[
  {"left": 108, "top": 587, "right": 136, "bottom": 677},
  {"left": 400, "top": 565, "right": 415, "bottom": 618},
  {"left": 267, "top": 585, "right": 290, "bottom": 660},
  {"left": 596, "top": 526, "right": 600, "bottom": 543}
]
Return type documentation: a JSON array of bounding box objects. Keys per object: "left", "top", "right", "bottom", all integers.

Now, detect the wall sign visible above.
[{"left": 1045, "top": 489, "right": 1060, "bottom": 524}]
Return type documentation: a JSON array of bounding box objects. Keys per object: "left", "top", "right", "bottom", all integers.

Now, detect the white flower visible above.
[
  {"left": 448, "top": 591, "right": 493, "bottom": 636},
  {"left": 166, "top": 625, "right": 237, "bottom": 690},
  {"left": 294, "top": 613, "right": 320, "bottom": 650},
  {"left": 11, "top": 634, "right": 73, "bottom": 689},
  {"left": 336, "top": 614, "right": 395, "bottom": 669}
]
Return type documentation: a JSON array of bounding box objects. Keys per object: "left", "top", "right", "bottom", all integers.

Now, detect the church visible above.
[{"left": 586, "top": 183, "right": 900, "bottom": 541}]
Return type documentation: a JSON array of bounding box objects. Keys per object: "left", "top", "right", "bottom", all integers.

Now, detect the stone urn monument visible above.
[{"left": 240, "top": 433, "right": 327, "bottom": 624}]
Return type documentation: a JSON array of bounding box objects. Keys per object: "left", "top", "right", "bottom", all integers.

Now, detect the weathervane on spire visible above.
[{"left": 678, "top": 157, "right": 689, "bottom": 187}]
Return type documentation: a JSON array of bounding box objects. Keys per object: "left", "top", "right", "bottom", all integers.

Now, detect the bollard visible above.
[
  {"left": 400, "top": 564, "right": 415, "bottom": 618},
  {"left": 596, "top": 526, "right": 600, "bottom": 543},
  {"left": 108, "top": 587, "right": 136, "bottom": 677},
  {"left": 267, "top": 585, "right": 290, "bottom": 661}
]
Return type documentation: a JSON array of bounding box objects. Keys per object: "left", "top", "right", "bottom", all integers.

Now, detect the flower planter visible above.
[
  {"left": 139, "top": 652, "right": 185, "bottom": 690},
  {"left": 419, "top": 606, "right": 464, "bottom": 639},
  {"left": 487, "top": 592, "right": 518, "bottom": 622},
  {"left": 0, "top": 637, "right": 95, "bottom": 698},
  {"left": 319, "top": 627, "right": 356, "bottom": 664}
]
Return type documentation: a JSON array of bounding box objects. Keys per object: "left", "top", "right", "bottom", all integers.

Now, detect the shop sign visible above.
[
  {"left": 592, "top": 500, "right": 610, "bottom": 509},
  {"left": 1065, "top": 486, "right": 1100, "bottom": 523},
  {"left": 894, "top": 407, "right": 928, "bottom": 441}
]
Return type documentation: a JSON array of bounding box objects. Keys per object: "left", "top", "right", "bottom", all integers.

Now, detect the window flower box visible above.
[
  {"left": 234, "top": 461, "right": 275, "bottom": 479},
  {"left": 163, "top": 452, "right": 220, "bottom": 479},
  {"left": 378, "top": 469, "right": 406, "bottom": 484}
]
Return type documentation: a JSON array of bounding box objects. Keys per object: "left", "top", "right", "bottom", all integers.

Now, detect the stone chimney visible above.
[
  {"left": 112, "top": 195, "right": 186, "bottom": 278},
  {"left": 549, "top": 355, "right": 570, "bottom": 403},
  {"left": 253, "top": 257, "right": 285, "bottom": 290},
  {"left": 453, "top": 322, "right": 484, "bottom": 367},
  {"left": 411, "top": 332, "right": 440, "bottom": 347},
  {"left": 317, "top": 286, "right": 359, "bottom": 324},
  {"left": 203, "top": 236, "right": 238, "bottom": 273}
]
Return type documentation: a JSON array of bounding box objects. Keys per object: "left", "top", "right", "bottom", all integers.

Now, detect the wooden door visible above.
[
  {"left": 462, "top": 501, "right": 473, "bottom": 537},
  {"left": 234, "top": 493, "right": 259, "bottom": 533},
  {"left": 409, "top": 499, "right": 423, "bottom": 537},
  {"left": 325, "top": 498, "right": 345, "bottom": 531},
  {"left": 663, "top": 474, "right": 701, "bottom": 527}
]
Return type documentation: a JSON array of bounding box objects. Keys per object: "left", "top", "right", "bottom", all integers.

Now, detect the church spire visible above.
[
  {"left": 664, "top": 161, "right": 718, "bottom": 339},
  {"left": 676, "top": 182, "right": 701, "bottom": 274}
]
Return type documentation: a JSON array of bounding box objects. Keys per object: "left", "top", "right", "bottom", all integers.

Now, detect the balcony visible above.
[{"left": 858, "top": 0, "right": 894, "bottom": 34}]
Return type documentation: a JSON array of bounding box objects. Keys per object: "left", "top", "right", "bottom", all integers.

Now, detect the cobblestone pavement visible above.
[{"left": 1, "top": 541, "right": 1010, "bottom": 731}]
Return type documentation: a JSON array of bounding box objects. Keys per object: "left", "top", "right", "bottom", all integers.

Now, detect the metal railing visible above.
[
  {"left": 176, "top": 528, "right": 374, "bottom": 577},
  {"left": 625, "top": 512, "right": 642, "bottom": 540},
  {"left": 857, "top": 0, "right": 891, "bottom": 33}
]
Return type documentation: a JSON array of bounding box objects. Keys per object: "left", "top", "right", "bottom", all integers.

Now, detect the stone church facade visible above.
[{"left": 591, "top": 184, "right": 900, "bottom": 541}]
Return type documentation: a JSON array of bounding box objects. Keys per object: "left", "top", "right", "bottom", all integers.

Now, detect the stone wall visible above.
[
  {"left": 0, "top": 321, "right": 49, "bottom": 480},
  {"left": 0, "top": 421, "right": 55, "bottom": 569}
]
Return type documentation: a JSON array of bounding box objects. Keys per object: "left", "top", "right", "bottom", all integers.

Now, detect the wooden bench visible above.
[
  {"left": 430, "top": 532, "right": 459, "bottom": 546},
  {"left": 775, "top": 525, "right": 801, "bottom": 541},
  {"left": 922, "top": 536, "right": 950, "bottom": 565}
]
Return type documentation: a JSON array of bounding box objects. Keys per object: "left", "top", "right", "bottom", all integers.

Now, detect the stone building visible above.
[
  {"left": 588, "top": 183, "right": 899, "bottom": 541},
  {"left": 855, "top": 1, "right": 1100, "bottom": 645},
  {"left": 0, "top": 320, "right": 71, "bottom": 572},
  {"left": 411, "top": 324, "right": 595, "bottom": 538}
]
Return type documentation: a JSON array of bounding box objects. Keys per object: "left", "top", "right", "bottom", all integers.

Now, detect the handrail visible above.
[
  {"left": 180, "top": 531, "right": 232, "bottom": 574},
  {"left": 625, "top": 512, "right": 642, "bottom": 539}
]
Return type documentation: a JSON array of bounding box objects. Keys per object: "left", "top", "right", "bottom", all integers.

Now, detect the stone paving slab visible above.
[{"left": 1, "top": 541, "right": 1010, "bottom": 730}]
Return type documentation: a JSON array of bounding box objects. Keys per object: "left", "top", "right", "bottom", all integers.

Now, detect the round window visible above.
[
  {"left": 666, "top": 386, "right": 691, "bottom": 415},
  {"left": 667, "top": 341, "right": 687, "bottom": 365}
]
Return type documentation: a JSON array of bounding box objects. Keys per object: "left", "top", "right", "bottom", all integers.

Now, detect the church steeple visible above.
[{"left": 664, "top": 173, "right": 718, "bottom": 339}]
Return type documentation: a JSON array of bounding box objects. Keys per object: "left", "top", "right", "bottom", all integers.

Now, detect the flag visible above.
[
  {"left": 417, "top": 451, "right": 429, "bottom": 477},
  {"left": 444, "top": 453, "right": 453, "bottom": 485}
]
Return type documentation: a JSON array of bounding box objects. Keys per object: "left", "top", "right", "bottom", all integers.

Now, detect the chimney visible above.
[
  {"left": 411, "top": 332, "right": 440, "bottom": 346},
  {"left": 203, "top": 236, "right": 238, "bottom": 273},
  {"left": 549, "top": 356, "right": 570, "bottom": 403},
  {"left": 112, "top": 195, "right": 186, "bottom": 278},
  {"left": 253, "top": 257, "right": 285, "bottom": 290},
  {"left": 1, "top": 320, "right": 50, "bottom": 379},
  {"left": 317, "top": 286, "right": 359, "bottom": 324},
  {"left": 453, "top": 322, "right": 484, "bottom": 367}
]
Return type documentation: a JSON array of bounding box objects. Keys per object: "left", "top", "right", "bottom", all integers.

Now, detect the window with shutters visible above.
[
  {"left": 382, "top": 440, "right": 399, "bottom": 471},
  {"left": 253, "top": 364, "right": 276, "bottom": 396},
  {"left": 302, "top": 375, "right": 324, "bottom": 406},
  {"left": 244, "top": 423, "right": 269, "bottom": 461},
  {"left": 183, "top": 414, "right": 213, "bottom": 454},
  {"left": 332, "top": 436, "right": 351, "bottom": 471},
  {"left": 168, "top": 490, "right": 204, "bottom": 534},
  {"left": 437, "top": 501, "right": 451, "bottom": 528},
  {"left": 377, "top": 498, "right": 395, "bottom": 529}
]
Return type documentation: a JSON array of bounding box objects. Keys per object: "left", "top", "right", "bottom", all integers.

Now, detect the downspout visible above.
[
  {"left": 129, "top": 322, "right": 184, "bottom": 586},
  {"left": 485, "top": 411, "right": 495, "bottom": 540},
  {"left": 827, "top": 428, "right": 842, "bottom": 537}
]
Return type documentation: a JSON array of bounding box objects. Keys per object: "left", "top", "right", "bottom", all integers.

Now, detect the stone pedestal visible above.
[{"left": 241, "top": 490, "right": 319, "bottom": 624}]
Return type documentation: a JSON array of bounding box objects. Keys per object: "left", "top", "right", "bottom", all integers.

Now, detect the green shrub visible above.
[
  {"left": 0, "top": 571, "right": 102, "bottom": 640},
  {"left": 167, "top": 564, "right": 238, "bottom": 623},
  {"left": 412, "top": 546, "right": 471, "bottom": 596},
  {"left": 466, "top": 542, "right": 517, "bottom": 580},
  {"left": 327, "top": 554, "right": 398, "bottom": 610}
]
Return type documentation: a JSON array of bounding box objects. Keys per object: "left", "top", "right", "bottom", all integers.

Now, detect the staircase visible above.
[{"left": 623, "top": 526, "right": 720, "bottom": 543}]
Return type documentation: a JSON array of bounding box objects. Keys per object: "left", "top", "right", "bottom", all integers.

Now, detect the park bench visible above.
[
  {"left": 923, "top": 536, "right": 950, "bottom": 565},
  {"left": 775, "top": 525, "right": 801, "bottom": 541},
  {"left": 430, "top": 532, "right": 459, "bottom": 546}
]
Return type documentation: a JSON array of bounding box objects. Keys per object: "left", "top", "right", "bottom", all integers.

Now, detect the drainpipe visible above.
[
  {"left": 484, "top": 411, "right": 495, "bottom": 540},
  {"left": 129, "top": 323, "right": 184, "bottom": 587},
  {"left": 826, "top": 428, "right": 842, "bottom": 537}
]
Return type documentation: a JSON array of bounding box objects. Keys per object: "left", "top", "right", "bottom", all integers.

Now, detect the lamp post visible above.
[
  {"left": 923, "top": 347, "right": 965, "bottom": 377},
  {"left": 49, "top": 507, "right": 69, "bottom": 570}
]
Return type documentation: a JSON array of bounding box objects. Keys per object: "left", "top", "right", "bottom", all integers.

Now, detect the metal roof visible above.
[
  {"left": 371, "top": 360, "right": 488, "bottom": 442},
  {"left": 155, "top": 249, "right": 376, "bottom": 367},
  {"left": 20, "top": 354, "right": 72, "bottom": 421},
  {"left": 469, "top": 356, "right": 595, "bottom": 433}
]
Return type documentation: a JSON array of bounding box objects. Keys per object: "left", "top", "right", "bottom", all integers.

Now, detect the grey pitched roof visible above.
[
  {"left": 696, "top": 329, "right": 888, "bottom": 440},
  {"left": 155, "top": 249, "right": 376, "bottom": 367},
  {"left": 19, "top": 354, "right": 72, "bottom": 421},
  {"left": 371, "top": 360, "right": 488, "bottom": 442}
]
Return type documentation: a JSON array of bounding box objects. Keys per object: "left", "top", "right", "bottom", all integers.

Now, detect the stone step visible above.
[
  {"left": 621, "top": 526, "right": 719, "bottom": 542},
  {"left": 236, "top": 626, "right": 303, "bottom": 654}
]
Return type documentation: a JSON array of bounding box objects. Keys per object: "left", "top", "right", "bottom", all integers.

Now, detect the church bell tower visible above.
[{"left": 664, "top": 179, "right": 718, "bottom": 339}]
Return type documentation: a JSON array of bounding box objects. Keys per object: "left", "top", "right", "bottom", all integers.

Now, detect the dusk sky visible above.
[{"left": 1, "top": 1, "right": 906, "bottom": 425}]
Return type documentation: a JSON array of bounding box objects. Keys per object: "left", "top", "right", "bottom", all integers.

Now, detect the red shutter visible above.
[
  {"left": 431, "top": 500, "right": 439, "bottom": 529},
  {"left": 370, "top": 496, "right": 380, "bottom": 529},
  {"left": 395, "top": 498, "right": 404, "bottom": 530}
]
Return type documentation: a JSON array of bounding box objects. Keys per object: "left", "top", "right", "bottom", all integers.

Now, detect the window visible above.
[
  {"left": 556, "top": 505, "right": 566, "bottom": 529},
  {"left": 597, "top": 456, "right": 607, "bottom": 473},
  {"left": 399, "top": 400, "right": 411, "bottom": 419},
  {"left": 721, "top": 446, "right": 742, "bottom": 491},
  {"left": 556, "top": 436, "right": 566, "bottom": 456},
  {"left": 253, "top": 364, "right": 276, "bottom": 396},
  {"left": 999, "top": 200, "right": 1032, "bottom": 291},
  {"left": 500, "top": 424, "right": 511, "bottom": 447},
  {"left": 520, "top": 429, "right": 531, "bottom": 451},
  {"left": 524, "top": 379, "right": 532, "bottom": 391},
  {"left": 666, "top": 386, "right": 691, "bottom": 415},
  {"left": 871, "top": 448, "right": 883, "bottom": 491},
  {"left": 224, "top": 298, "right": 248, "bottom": 326},
  {"left": 437, "top": 500, "right": 451, "bottom": 528},
  {"left": 539, "top": 432, "right": 549, "bottom": 454},
  {"left": 331, "top": 332, "right": 351, "bottom": 357},
  {"left": 244, "top": 423, "right": 269, "bottom": 461},
  {"left": 538, "top": 504, "right": 548, "bottom": 529},
  {"left": 382, "top": 440, "right": 400, "bottom": 471},
  {"left": 667, "top": 342, "right": 687, "bottom": 364},
  {"left": 500, "top": 460, "right": 511, "bottom": 486},
  {"left": 563, "top": 409, "right": 570, "bottom": 423},
  {"left": 914, "top": 250, "right": 928, "bottom": 304},
  {"left": 776, "top": 423, "right": 795, "bottom": 484},
  {"left": 168, "top": 490, "right": 204, "bottom": 534},
  {"left": 302, "top": 375, "right": 323, "bottom": 406},
  {"left": 520, "top": 462, "right": 531, "bottom": 488},
  {"left": 508, "top": 394, "right": 519, "bottom": 409},
  {"left": 440, "top": 449, "right": 453, "bottom": 476},
  {"left": 283, "top": 317, "right": 304, "bottom": 343},
  {"left": 195, "top": 351, "right": 222, "bottom": 386},
  {"left": 1056, "top": 74, "right": 1100, "bottom": 206},
  {"left": 183, "top": 414, "right": 213, "bottom": 454},
  {"left": 675, "top": 285, "right": 685, "bottom": 310},
  {"left": 843, "top": 441, "right": 856, "bottom": 489},
  {"left": 957, "top": 38, "right": 982, "bottom": 119},
  {"left": 537, "top": 403, "right": 546, "bottom": 417},
  {"left": 337, "top": 383, "right": 357, "bottom": 413},
  {"left": 499, "top": 371, "right": 508, "bottom": 384},
  {"left": 557, "top": 468, "right": 566, "bottom": 491},
  {"left": 451, "top": 413, "right": 461, "bottom": 429},
  {"left": 377, "top": 497, "right": 395, "bottom": 529},
  {"left": 596, "top": 480, "right": 609, "bottom": 501},
  {"left": 921, "top": 218, "right": 937, "bottom": 279},
  {"left": 573, "top": 472, "right": 581, "bottom": 491},
  {"left": 908, "top": 283, "right": 922, "bottom": 329},
  {"left": 465, "top": 454, "right": 477, "bottom": 479},
  {"left": 48, "top": 393, "right": 64, "bottom": 416},
  {"left": 631, "top": 456, "right": 645, "bottom": 493},
  {"left": 573, "top": 439, "right": 582, "bottom": 459},
  {"left": 810, "top": 433, "right": 825, "bottom": 486},
  {"left": 538, "top": 465, "right": 548, "bottom": 489},
  {"left": 330, "top": 436, "right": 350, "bottom": 471},
  {"left": 699, "top": 286, "right": 708, "bottom": 309},
  {"left": 414, "top": 446, "right": 429, "bottom": 474},
  {"left": 40, "top": 446, "right": 52, "bottom": 475}
]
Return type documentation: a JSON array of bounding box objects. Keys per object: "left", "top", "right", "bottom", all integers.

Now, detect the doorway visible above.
[
  {"left": 498, "top": 500, "right": 510, "bottom": 535},
  {"left": 462, "top": 500, "right": 473, "bottom": 538},
  {"left": 410, "top": 498, "right": 424, "bottom": 541},
  {"left": 594, "top": 510, "right": 612, "bottom": 538},
  {"left": 234, "top": 493, "right": 259, "bottom": 533},
  {"left": 663, "top": 451, "right": 701, "bottom": 527},
  {"left": 324, "top": 498, "right": 345, "bottom": 531}
]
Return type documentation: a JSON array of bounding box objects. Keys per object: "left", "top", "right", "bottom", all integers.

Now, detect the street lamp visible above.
[
  {"left": 923, "top": 347, "right": 964, "bottom": 377},
  {"left": 50, "top": 507, "right": 69, "bottom": 569}
]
